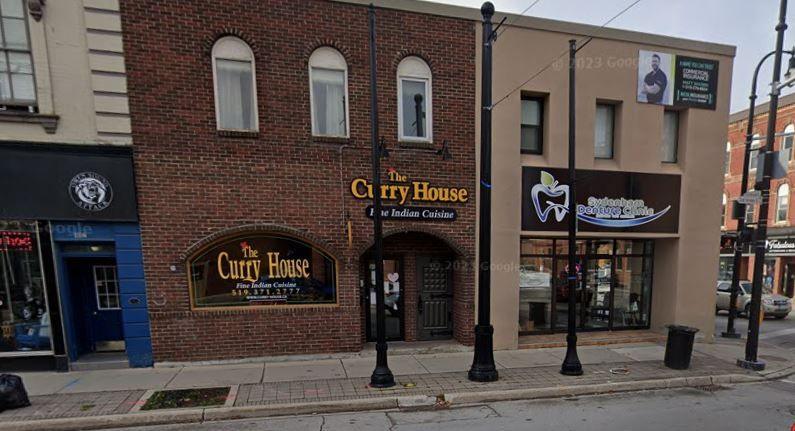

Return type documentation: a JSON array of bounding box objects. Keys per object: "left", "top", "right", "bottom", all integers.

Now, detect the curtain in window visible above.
[
  {"left": 401, "top": 79, "right": 426, "bottom": 138},
  {"left": 312, "top": 68, "right": 346, "bottom": 136},
  {"left": 216, "top": 59, "right": 254, "bottom": 130},
  {"left": 777, "top": 184, "right": 789, "bottom": 222},
  {"left": 661, "top": 111, "right": 678, "bottom": 162},
  {"left": 594, "top": 105, "right": 614, "bottom": 158}
]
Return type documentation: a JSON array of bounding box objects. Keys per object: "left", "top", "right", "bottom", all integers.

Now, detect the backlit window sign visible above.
[{"left": 188, "top": 234, "right": 337, "bottom": 308}]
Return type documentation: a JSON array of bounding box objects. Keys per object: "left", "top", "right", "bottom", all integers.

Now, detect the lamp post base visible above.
[
  {"left": 721, "top": 331, "right": 742, "bottom": 339},
  {"left": 560, "top": 334, "right": 583, "bottom": 376},
  {"left": 736, "top": 358, "right": 766, "bottom": 371},
  {"left": 468, "top": 324, "right": 499, "bottom": 382},
  {"left": 369, "top": 342, "right": 395, "bottom": 388}
]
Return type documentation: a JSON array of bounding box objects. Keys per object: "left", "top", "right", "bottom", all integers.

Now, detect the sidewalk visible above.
[{"left": 2, "top": 339, "right": 794, "bottom": 431}]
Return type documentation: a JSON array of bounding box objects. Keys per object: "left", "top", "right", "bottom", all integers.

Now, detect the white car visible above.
[{"left": 716, "top": 280, "right": 792, "bottom": 319}]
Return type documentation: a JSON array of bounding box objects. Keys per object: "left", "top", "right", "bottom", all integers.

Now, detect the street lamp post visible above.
[
  {"left": 368, "top": 3, "right": 395, "bottom": 388},
  {"left": 724, "top": 48, "right": 795, "bottom": 339},
  {"left": 560, "top": 39, "right": 583, "bottom": 376},
  {"left": 468, "top": 1, "right": 499, "bottom": 383},
  {"left": 737, "top": 0, "right": 789, "bottom": 372}
]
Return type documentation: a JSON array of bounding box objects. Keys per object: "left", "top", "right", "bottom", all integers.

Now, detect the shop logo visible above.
[
  {"left": 68, "top": 172, "right": 113, "bottom": 212},
  {"left": 530, "top": 171, "right": 671, "bottom": 228},
  {"left": 530, "top": 171, "right": 570, "bottom": 222}
]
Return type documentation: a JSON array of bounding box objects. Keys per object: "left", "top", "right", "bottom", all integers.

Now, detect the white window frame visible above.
[
  {"left": 211, "top": 36, "right": 259, "bottom": 132},
  {"left": 783, "top": 124, "right": 794, "bottom": 161},
  {"left": 749, "top": 134, "right": 761, "bottom": 172},
  {"left": 0, "top": 0, "right": 38, "bottom": 108},
  {"left": 776, "top": 183, "right": 789, "bottom": 223},
  {"left": 93, "top": 265, "right": 121, "bottom": 311},
  {"left": 745, "top": 188, "right": 757, "bottom": 223},
  {"left": 308, "top": 47, "right": 349, "bottom": 138},
  {"left": 397, "top": 56, "right": 433, "bottom": 143},
  {"left": 725, "top": 141, "right": 731, "bottom": 176}
]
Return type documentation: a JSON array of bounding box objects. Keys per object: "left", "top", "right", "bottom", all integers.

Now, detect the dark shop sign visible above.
[
  {"left": 522, "top": 167, "right": 681, "bottom": 234},
  {"left": 0, "top": 143, "right": 138, "bottom": 222},
  {"left": 365, "top": 205, "right": 457, "bottom": 222},
  {"left": 187, "top": 234, "right": 338, "bottom": 308}
]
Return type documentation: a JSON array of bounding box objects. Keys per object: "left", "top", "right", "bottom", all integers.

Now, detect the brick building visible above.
[
  {"left": 722, "top": 93, "right": 795, "bottom": 299},
  {"left": 120, "top": 0, "right": 477, "bottom": 362}
]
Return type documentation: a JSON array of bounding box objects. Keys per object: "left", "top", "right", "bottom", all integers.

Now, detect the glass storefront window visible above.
[
  {"left": 520, "top": 237, "right": 654, "bottom": 334},
  {"left": 520, "top": 239, "right": 553, "bottom": 255},
  {"left": 0, "top": 221, "right": 53, "bottom": 354}
]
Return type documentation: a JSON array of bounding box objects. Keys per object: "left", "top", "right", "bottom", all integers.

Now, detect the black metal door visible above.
[{"left": 417, "top": 257, "right": 453, "bottom": 340}]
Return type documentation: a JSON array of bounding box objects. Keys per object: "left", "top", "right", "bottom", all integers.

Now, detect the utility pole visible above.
[
  {"left": 368, "top": 3, "right": 395, "bottom": 388},
  {"left": 560, "top": 39, "right": 583, "bottom": 376},
  {"left": 738, "top": 0, "right": 788, "bottom": 372},
  {"left": 468, "top": 0, "right": 499, "bottom": 383}
]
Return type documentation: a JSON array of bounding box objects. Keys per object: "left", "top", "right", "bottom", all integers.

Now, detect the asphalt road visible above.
[
  {"left": 105, "top": 380, "right": 795, "bottom": 431},
  {"left": 715, "top": 311, "right": 795, "bottom": 350}
]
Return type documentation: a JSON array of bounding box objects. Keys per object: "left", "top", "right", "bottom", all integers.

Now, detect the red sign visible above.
[{"left": 0, "top": 231, "right": 33, "bottom": 252}]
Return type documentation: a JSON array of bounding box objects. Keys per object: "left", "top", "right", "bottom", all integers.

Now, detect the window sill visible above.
[
  {"left": 217, "top": 129, "right": 259, "bottom": 138},
  {"left": 0, "top": 111, "right": 58, "bottom": 134},
  {"left": 398, "top": 140, "right": 434, "bottom": 150},
  {"left": 311, "top": 135, "right": 350, "bottom": 145}
]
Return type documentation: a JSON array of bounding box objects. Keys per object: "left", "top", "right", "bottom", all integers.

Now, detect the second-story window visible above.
[
  {"left": 0, "top": 0, "right": 36, "bottom": 109},
  {"left": 212, "top": 36, "right": 258, "bottom": 131},
  {"left": 594, "top": 103, "right": 615, "bottom": 159},
  {"left": 397, "top": 56, "right": 432, "bottom": 142},
  {"left": 725, "top": 142, "right": 731, "bottom": 175},
  {"left": 783, "top": 124, "right": 794, "bottom": 161},
  {"left": 721, "top": 193, "right": 727, "bottom": 227},
  {"left": 777, "top": 183, "right": 789, "bottom": 223},
  {"left": 749, "top": 134, "right": 761, "bottom": 172},
  {"left": 521, "top": 96, "right": 543, "bottom": 154},
  {"left": 746, "top": 188, "right": 757, "bottom": 224},
  {"left": 661, "top": 110, "right": 679, "bottom": 163},
  {"left": 309, "top": 47, "right": 348, "bottom": 138}
]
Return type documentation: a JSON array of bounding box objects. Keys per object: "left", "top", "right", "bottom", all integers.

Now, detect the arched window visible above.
[
  {"left": 749, "top": 134, "right": 761, "bottom": 171},
  {"left": 309, "top": 47, "right": 348, "bottom": 137},
  {"left": 397, "top": 56, "right": 432, "bottom": 142},
  {"left": 777, "top": 183, "right": 789, "bottom": 223},
  {"left": 724, "top": 142, "right": 731, "bottom": 175},
  {"left": 783, "top": 124, "right": 795, "bottom": 161},
  {"left": 212, "top": 36, "right": 258, "bottom": 131},
  {"left": 721, "top": 193, "right": 727, "bottom": 227}
]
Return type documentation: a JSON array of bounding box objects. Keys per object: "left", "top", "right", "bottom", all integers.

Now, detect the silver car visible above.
[{"left": 716, "top": 280, "right": 792, "bottom": 319}]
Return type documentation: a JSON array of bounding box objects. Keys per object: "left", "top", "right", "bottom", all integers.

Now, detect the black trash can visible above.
[{"left": 664, "top": 325, "right": 699, "bottom": 370}]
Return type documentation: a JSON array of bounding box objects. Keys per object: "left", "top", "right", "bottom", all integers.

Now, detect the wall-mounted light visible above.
[
  {"left": 436, "top": 140, "right": 452, "bottom": 160},
  {"left": 379, "top": 136, "right": 390, "bottom": 159}
]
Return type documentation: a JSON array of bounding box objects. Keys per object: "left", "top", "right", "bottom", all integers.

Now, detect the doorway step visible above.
[{"left": 70, "top": 352, "right": 129, "bottom": 371}]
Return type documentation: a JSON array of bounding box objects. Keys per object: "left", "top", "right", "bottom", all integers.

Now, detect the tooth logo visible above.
[{"left": 531, "top": 171, "right": 569, "bottom": 222}]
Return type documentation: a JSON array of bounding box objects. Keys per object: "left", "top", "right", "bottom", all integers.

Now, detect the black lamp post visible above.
[
  {"left": 560, "top": 39, "right": 583, "bottom": 376},
  {"left": 737, "top": 0, "right": 789, "bottom": 372},
  {"left": 368, "top": 3, "right": 395, "bottom": 388},
  {"left": 468, "top": 1, "right": 499, "bottom": 383},
  {"left": 723, "top": 47, "right": 795, "bottom": 339}
]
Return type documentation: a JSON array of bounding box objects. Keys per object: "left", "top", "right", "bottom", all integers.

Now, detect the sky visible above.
[{"left": 434, "top": 0, "right": 795, "bottom": 114}]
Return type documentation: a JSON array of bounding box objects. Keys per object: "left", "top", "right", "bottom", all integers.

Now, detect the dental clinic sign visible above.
[{"left": 522, "top": 168, "right": 681, "bottom": 233}]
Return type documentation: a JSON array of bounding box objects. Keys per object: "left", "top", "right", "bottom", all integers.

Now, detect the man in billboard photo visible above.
[{"left": 641, "top": 53, "right": 668, "bottom": 104}]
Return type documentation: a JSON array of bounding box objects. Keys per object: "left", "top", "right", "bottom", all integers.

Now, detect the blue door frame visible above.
[{"left": 52, "top": 222, "right": 153, "bottom": 367}]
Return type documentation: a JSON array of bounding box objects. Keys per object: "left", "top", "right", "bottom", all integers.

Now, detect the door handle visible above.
[{"left": 92, "top": 311, "right": 97, "bottom": 316}]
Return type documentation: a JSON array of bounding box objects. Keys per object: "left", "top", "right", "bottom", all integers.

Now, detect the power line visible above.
[
  {"left": 495, "top": 0, "right": 544, "bottom": 39},
  {"left": 491, "top": 0, "right": 644, "bottom": 110}
]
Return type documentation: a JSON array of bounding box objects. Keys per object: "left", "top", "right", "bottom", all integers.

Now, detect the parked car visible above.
[{"left": 716, "top": 280, "right": 792, "bottom": 319}]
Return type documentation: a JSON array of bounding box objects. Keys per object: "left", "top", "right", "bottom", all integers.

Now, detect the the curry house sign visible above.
[
  {"left": 522, "top": 167, "right": 681, "bottom": 234},
  {"left": 188, "top": 234, "right": 337, "bottom": 308},
  {"left": 350, "top": 168, "right": 468, "bottom": 221}
]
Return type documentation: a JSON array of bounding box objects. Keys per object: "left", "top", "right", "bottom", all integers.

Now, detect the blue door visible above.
[{"left": 66, "top": 258, "right": 124, "bottom": 356}]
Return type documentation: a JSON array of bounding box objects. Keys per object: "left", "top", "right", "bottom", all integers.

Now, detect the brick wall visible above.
[{"left": 120, "top": 0, "right": 477, "bottom": 362}]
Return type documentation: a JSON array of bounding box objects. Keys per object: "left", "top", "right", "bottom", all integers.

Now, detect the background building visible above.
[
  {"left": 722, "top": 93, "right": 795, "bottom": 300},
  {"left": 0, "top": 0, "right": 152, "bottom": 371}
]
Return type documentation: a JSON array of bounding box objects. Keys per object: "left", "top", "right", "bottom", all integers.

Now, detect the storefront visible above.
[
  {"left": 719, "top": 232, "right": 795, "bottom": 298},
  {"left": 0, "top": 143, "right": 152, "bottom": 370}
]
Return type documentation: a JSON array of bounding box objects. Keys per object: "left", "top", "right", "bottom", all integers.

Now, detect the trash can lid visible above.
[{"left": 666, "top": 324, "right": 699, "bottom": 333}]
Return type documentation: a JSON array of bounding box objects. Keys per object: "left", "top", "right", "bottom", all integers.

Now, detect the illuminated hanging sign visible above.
[
  {"left": 187, "top": 234, "right": 337, "bottom": 308},
  {"left": 350, "top": 168, "right": 468, "bottom": 221}
]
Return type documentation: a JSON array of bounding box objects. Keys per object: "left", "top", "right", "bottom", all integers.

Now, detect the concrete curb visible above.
[{"left": 0, "top": 373, "right": 769, "bottom": 431}]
